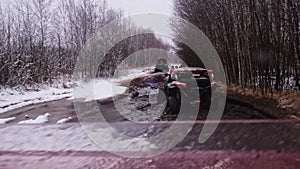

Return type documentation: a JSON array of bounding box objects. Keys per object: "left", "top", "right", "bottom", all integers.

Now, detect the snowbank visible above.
[
  {"left": 0, "top": 68, "right": 150, "bottom": 114},
  {"left": 0, "top": 117, "right": 16, "bottom": 124},
  {"left": 56, "top": 117, "right": 73, "bottom": 124},
  {"left": 0, "top": 87, "right": 72, "bottom": 114},
  {"left": 72, "top": 79, "right": 127, "bottom": 102},
  {"left": 18, "top": 113, "right": 51, "bottom": 124}
]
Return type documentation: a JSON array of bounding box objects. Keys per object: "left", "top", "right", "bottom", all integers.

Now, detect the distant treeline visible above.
[
  {"left": 173, "top": 0, "right": 300, "bottom": 93},
  {"left": 0, "top": 0, "right": 168, "bottom": 87}
]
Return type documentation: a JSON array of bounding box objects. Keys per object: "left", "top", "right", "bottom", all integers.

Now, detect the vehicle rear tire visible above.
[
  {"left": 200, "top": 92, "right": 211, "bottom": 109},
  {"left": 168, "top": 96, "right": 180, "bottom": 114},
  {"left": 154, "top": 68, "right": 162, "bottom": 73}
]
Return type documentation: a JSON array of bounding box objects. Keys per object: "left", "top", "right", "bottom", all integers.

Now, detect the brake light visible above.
[
  {"left": 172, "top": 81, "right": 187, "bottom": 88},
  {"left": 194, "top": 100, "right": 201, "bottom": 104}
]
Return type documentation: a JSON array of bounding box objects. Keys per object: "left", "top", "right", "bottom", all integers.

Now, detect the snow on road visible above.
[
  {"left": 72, "top": 79, "right": 127, "bottom": 102},
  {"left": 18, "top": 113, "right": 51, "bottom": 124},
  {"left": 0, "top": 68, "right": 150, "bottom": 115},
  {"left": 0, "top": 117, "right": 16, "bottom": 124},
  {"left": 71, "top": 68, "right": 152, "bottom": 102},
  {"left": 56, "top": 117, "right": 73, "bottom": 124}
]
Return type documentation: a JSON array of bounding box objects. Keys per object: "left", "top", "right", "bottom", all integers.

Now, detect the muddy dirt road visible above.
[
  {"left": 1, "top": 151, "right": 299, "bottom": 169},
  {"left": 0, "top": 74, "right": 279, "bottom": 124},
  {"left": 0, "top": 95, "right": 276, "bottom": 124},
  {"left": 0, "top": 121, "right": 299, "bottom": 168},
  {"left": 0, "top": 75, "right": 299, "bottom": 169}
]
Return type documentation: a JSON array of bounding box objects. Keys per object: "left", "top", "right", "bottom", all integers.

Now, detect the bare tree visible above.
[
  {"left": 0, "top": 0, "right": 168, "bottom": 87},
  {"left": 173, "top": 0, "right": 300, "bottom": 93}
]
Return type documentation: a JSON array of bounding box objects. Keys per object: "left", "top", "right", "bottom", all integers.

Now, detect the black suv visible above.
[{"left": 164, "top": 67, "right": 216, "bottom": 114}]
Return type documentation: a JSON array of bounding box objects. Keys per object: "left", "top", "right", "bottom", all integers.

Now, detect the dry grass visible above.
[{"left": 227, "top": 85, "right": 300, "bottom": 118}]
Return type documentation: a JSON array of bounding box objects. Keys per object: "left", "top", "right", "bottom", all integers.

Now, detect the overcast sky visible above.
[
  {"left": 0, "top": 0, "right": 175, "bottom": 43},
  {"left": 1, "top": 0, "right": 174, "bottom": 15},
  {"left": 108, "top": 0, "right": 173, "bottom": 15}
]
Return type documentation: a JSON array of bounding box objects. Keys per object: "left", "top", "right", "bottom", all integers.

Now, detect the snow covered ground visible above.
[
  {"left": 0, "top": 87, "right": 72, "bottom": 114},
  {"left": 0, "top": 68, "right": 151, "bottom": 115}
]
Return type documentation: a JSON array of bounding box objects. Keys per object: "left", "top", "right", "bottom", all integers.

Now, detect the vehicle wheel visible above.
[
  {"left": 154, "top": 68, "right": 164, "bottom": 73},
  {"left": 168, "top": 96, "right": 180, "bottom": 114},
  {"left": 200, "top": 92, "right": 211, "bottom": 109}
]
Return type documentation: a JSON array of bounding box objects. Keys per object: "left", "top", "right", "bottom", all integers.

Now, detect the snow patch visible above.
[
  {"left": 0, "top": 67, "right": 150, "bottom": 114},
  {"left": 72, "top": 68, "right": 151, "bottom": 102},
  {"left": 18, "top": 113, "right": 51, "bottom": 124},
  {"left": 0, "top": 117, "right": 16, "bottom": 124},
  {"left": 73, "top": 79, "right": 127, "bottom": 102},
  {"left": 56, "top": 117, "right": 73, "bottom": 124}
]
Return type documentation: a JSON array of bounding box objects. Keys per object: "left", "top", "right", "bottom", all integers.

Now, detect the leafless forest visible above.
[
  {"left": 0, "top": 0, "right": 167, "bottom": 87},
  {"left": 0, "top": 0, "right": 299, "bottom": 94},
  {"left": 173, "top": 0, "right": 300, "bottom": 93}
]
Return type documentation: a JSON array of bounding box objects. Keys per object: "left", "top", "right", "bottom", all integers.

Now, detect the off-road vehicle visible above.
[{"left": 164, "top": 67, "right": 216, "bottom": 114}]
